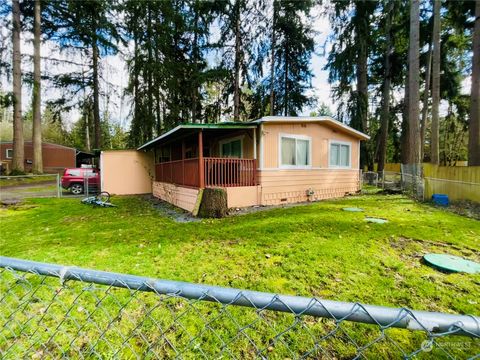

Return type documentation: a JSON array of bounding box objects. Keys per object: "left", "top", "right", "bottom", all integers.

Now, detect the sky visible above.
[
  {"left": 0, "top": 6, "right": 471, "bottom": 132},
  {"left": 0, "top": 7, "right": 335, "bottom": 131}
]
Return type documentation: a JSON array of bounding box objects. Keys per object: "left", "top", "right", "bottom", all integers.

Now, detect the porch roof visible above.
[{"left": 137, "top": 123, "right": 257, "bottom": 150}]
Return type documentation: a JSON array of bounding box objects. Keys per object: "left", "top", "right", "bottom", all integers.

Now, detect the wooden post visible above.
[
  {"left": 182, "top": 140, "right": 185, "bottom": 186},
  {"left": 253, "top": 128, "right": 257, "bottom": 160},
  {"left": 198, "top": 130, "right": 204, "bottom": 188}
]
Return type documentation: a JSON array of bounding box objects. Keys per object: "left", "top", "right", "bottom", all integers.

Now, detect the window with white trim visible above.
[
  {"left": 329, "top": 142, "right": 351, "bottom": 168},
  {"left": 280, "top": 135, "right": 311, "bottom": 168},
  {"left": 5, "top": 149, "right": 13, "bottom": 159}
]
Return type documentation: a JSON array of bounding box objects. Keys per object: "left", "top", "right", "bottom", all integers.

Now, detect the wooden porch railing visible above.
[
  {"left": 204, "top": 158, "right": 257, "bottom": 187},
  {"left": 155, "top": 158, "right": 257, "bottom": 188},
  {"left": 155, "top": 158, "right": 199, "bottom": 188}
]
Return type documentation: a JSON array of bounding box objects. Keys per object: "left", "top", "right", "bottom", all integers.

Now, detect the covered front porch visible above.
[{"left": 140, "top": 123, "right": 259, "bottom": 189}]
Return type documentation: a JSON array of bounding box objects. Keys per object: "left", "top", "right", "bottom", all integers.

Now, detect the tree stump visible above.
[{"left": 198, "top": 188, "right": 228, "bottom": 218}]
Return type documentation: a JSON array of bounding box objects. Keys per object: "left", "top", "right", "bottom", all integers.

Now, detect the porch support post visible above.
[
  {"left": 253, "top": 128, "right": 257, "bottom": 160},
  {"left": 198, "top": 130, "right": 205, "bottom": 188},
  {"left": 182, "top": 139, "right": 185, "bottom": 186},
  {"left": 259, "top": 124, "right": 264, "bottom": 170}
]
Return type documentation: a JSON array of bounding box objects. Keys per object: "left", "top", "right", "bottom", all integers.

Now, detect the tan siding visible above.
[
  {"left": 258, "top": 169, "right": 360, "bottom": 205},
  {"left": 153, "top": 181, "right": 200, "bottom": 212},
  {"left": 261, "top": 122, "right": 360, "bottom": 169},
  {"left": 225, "top": 186, "right": 260, "bottom": 208},
  {"left": 101, "top": 150, "right": 154, "bottom": 195}
]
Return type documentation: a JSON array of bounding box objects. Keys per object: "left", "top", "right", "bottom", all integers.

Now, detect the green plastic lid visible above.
[
  {"left": 342, "top": 207, "right": 363, "bottom": 212},
  {"left": 423, "top": 254, "right": 480, "bottom": 274}
]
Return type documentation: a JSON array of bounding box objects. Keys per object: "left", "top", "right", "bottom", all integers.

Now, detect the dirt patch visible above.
[
  {"left": 389, "top": 236, "right": 480, "bottom": 265},
  {"left": 228, "top": 201, "right": 321, "bottom": 216},
  {"left": 439, "top": 200, "right": 480, "bottom": 220},
  {"left": 1, "top": 200, "right": 38, "bottom": 211}
]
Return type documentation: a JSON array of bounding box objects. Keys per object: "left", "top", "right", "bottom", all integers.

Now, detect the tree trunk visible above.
[
  {"left": 356, "top": 1, "right": 370, "bottom": 170},
  {"left": 468, "top": 0, "right": 480, "bottom": 165},
  {"left": 12, "top": 0, "right": 24, "bottom": 173},
  {"left": 32, "top": 0, "right": 43, "bottom": 174},
  {"left": 430, "top": 0, "right": 441, "bottom": 164},
  {"left": 284, "top": 46, "right": 288, "bottom": 116},
  {"left": 92, "top": 20, "right": 101, "bottom": 149},
  {"left": 406, "top": 0, "right": 421, "bottom": 166},
  {"left": 233, "top": 0, "right": 241, "bottom": 121},
  {"left": 401, "top": 72, "right": 410, "bottom": 164},
  {"left": 378, "top": 2, "right": 393, "bottom": 174},
  {"left": 269, "top": 1, "right": 276, "bottom": 116},
  {"left": 85, "top": 106, "right": 91, "bottom": 152},
  {"left": 420, "top": 43, "right": 432, "bottom": 162}
]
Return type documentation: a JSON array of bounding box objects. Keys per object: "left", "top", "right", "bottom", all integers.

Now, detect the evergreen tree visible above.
[
  {"left": 11, "top": 0, "right": 24, "bottom": 173},
  {"left": 271, "top": 0, "right": 315, "bottom": 116},
  {"left": 326, "top": 0, "right": 378, "bottom": 169},
  {"left": 32, "top": 0, "right": 42, "bottom": 173},
  {"left": 43, "top": 0, "right": 120, "bottom": 149}
]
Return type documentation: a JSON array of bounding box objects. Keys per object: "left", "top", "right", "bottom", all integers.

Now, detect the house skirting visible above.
[
  {"left": 258, "top": 169, "right": 360, "bottom": 206},
  {"left": 153, "top": 182, "right": 200, "bottom": 213},
  {"left": 153, "top": 168, "right": 360, "bottom": 214}
]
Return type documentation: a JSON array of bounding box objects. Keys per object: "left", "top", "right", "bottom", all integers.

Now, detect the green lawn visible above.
[
  {"left": 1, "top": 194, "right": 479, "bottom": 358},
  {"left": 0, "top": 174, "right": 57, "bottom": 187}
]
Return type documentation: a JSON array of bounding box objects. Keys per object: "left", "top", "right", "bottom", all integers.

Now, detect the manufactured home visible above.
[{"left": 129, "top": 116, "right": 369, "bottom": 213}]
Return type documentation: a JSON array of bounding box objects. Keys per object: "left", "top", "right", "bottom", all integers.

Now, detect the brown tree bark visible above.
[
  {"left": 85, "top": 106, "right": 91, "bottom": 152},
  {"left": 92, "top": 37, "right": 101, "bottom": 149},
  {"left": 401, "top": 72, "right": 410, "bottom": 164},
  {"left": 233, "top": 0, "right": 242, "bottom": 121},
  {"left": 468, "top": 0, "right": 480, "bottom": 165},
  {"left": 420, "top": 43, "right": 431, "bottom": 162},
  {"left": 406, "top": 0, "right": 421, "bottom": 166},
  {"left": 12, "top": 0, "right": 24, "bottom": 173},
  {"left": 355, "top": 0, "right": 370, "bottom": 170},
  {"left": 32, "top": 0, "right": 43, "bottom": 174},
  {"left": 269, "top": 1, "right": 276, "bottom": 116},
  {"left": 284, "top": 45, "right": 288, "bottom": 116},
  {"left": 378, "top": 2, "right": 393, "bottom": 174},
  {"left": 430, "top": 0, "right": 441, "bottom": 164}
]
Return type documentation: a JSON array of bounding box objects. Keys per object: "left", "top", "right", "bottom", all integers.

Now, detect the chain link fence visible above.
[
  {"left": 362, "top": 164, "right": 424, "bottom": 200},
  {"left": 1, "top": 257, "right": 478, "bottom": 359},
  {"left": 0, "top": 174, "right": 100, "bottom": 202},
  {"left": 0, "top": 174, "right": 60, "bottom": 202}
]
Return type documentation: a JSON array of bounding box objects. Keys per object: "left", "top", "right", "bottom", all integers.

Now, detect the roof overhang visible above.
[
  {"left": 250, "top": 116, "right": 370, "bottom": 140},
  {"left": 137, "top": 123, "right": 257, "bottom": 150}
]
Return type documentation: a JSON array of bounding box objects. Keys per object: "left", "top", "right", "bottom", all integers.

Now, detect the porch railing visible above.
[
  {"left": 155, "top": 158, "right": 199, "bottom": 188},
  {"left": 204, "top": 158, "right": 256, "bottom": 187},
  {"left": 155, "top": 158, "right": 257, "bottom": 188}
]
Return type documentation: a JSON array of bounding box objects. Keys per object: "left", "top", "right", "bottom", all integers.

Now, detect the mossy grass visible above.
[{"left": 1, "top": 194, "right": 479, "bottom": 357}]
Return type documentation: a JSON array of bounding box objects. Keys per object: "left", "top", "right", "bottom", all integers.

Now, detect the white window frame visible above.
[
  {"left": 5, "top": 148, "right": 13, "bottom": 159},
  {"left": 328, "top": 140, "right": 352, "bottom": 169},
  {"left": 278, "top": 133, "right": 312, "bottom": 169},
  {"left": 219, "top": 135, "right": 244, "bottom": 158}
]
